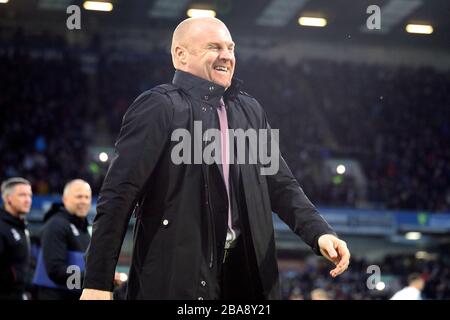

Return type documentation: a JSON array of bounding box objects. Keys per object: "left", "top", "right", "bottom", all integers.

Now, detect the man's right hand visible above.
[{"left": 80, "top": 288, "right": 113, "bottom": 300}]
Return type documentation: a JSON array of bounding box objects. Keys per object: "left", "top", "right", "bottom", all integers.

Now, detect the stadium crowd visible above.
[
  {"left": 280, "top": 253, "right": 450, "bottom": 300},
  {"left": 1, "top": 34, "right": 448, "bottom": 212}
]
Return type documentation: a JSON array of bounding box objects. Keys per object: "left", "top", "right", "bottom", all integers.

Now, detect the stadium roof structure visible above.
[{"left": 0, "top": 0, "right": 449, "bottom": 51}]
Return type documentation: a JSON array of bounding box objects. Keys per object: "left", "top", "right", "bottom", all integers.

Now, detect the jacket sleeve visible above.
[
  {"left": 41, "top": 218, "right": 72, "bottom": 286},
  {"left": 83, "top": 91, "right": 174, "bottom": 291},
  {"left": 258, "top": 105, "right": 336, "bottom": 255}
]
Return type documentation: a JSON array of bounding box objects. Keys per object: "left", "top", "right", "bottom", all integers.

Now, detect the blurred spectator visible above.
[
  {"left": 33, "top": 179, "right": 92, "bottom": 300},
  {"left": 390, "top": 273, "right": 425, "bottom": 300},
  {"left": 288, "top": 287, "right": 304, "bottom": 300},
  {"left": 0, "top": 177, "right": 33, "bottom": 300},
  {"left": 311, "top": 288, "right": 330, "bottom": 300}
]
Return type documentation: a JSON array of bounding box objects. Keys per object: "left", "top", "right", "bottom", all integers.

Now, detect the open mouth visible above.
[{"left": 214, "top": 66, "right": 228, "bottom": 73}]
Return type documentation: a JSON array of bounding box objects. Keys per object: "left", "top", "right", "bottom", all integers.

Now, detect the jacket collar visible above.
[
  {"left": 0, "top": 207, "right": 26, "bottom": 229},
  {"left": 45, "top": 204, "right": 88, "bottom": 231},
  {"left": 172, "top": 70, "right": 243, "bottom": 106},
  {"left": 63, "top": 209, "right": 89, "bottom": 231}
]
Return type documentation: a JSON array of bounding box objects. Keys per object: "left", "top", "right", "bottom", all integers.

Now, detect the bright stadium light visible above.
[
  {"left": 0, "top": 0, "right": 9, "bottom": 4},
  {"left": 187, "top": 8, "right": 216, "bottom": 18},
  {"left": 99, "top": 152, "right": 109, "bottom": 162},
  {"left": 119, "top": 273, "right": 128, "bottom": 282},
  {"left": 405, "top": 24, "right": 433, "bottom": 35},
  {"left": 298, "top": 17, "right": 327, "bottom": 27},
  {"left": 376, "top": 281, "right": 386, "bottom": 291},
  {"left": 336, "top": 164, "right": 346, "bottom": 175},
  {"left": 405, "top": 232, "right": 422, "bottom": 240},
  {"left": 415, "top": 251, "right": 429, "bottom": 259},
  {"left": 83, "top": 1, "right": 113, "bottom": 12}
]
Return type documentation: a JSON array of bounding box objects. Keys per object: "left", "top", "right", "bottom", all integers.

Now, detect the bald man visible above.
[
  {"left": 170, "top": 17, "right": 235, "bottom": 89},
  {"left": 33, "top": 179, "right": 92, "bottom": 300},
  {"left": 81, "top": 17, "right": 349, "bottom": 300}
]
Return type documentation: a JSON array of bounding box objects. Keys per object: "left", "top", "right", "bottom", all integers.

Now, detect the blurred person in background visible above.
[
  {"left": 0, "top": 177, "right": 33, "bottom": 300},
  {"left": 33, "top": 179, "right": 125, "bottom": 299},
  {"left": 33, "top": 179, "right": 92, "bottom": 300},
  {"left": 390, "top": 273, "right": 425, "bottom": 300},
  {"left": 288, "top": 287, "right": 304, "bottom": 300},
  {"left": 310, "top": 288, "right": 330, "bottom": 300}
]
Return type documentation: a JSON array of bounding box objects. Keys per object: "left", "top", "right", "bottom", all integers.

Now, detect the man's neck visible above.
[
  {"left": 66, "top": 209, "right": 84, "bottom": 219},
  {"left": 4, "top": 205, "right": 21, "bottom": 219},
  {"left": 176, "top": 69, "right": 230, "bottom": 90}
]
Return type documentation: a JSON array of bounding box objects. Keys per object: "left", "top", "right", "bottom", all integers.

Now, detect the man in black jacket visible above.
[
  {"left": 81, "top": 17, "right": 350, "bottom": 300},
  {"left": 33, "top": 179, "right": 92, "bottom": 300},
  {"left": 0, "top": 177, "right": 32, "bottom": 300}
]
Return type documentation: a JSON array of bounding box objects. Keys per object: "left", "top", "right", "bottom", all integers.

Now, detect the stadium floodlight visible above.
[
  {"left": 0, "top": 0, "right": 9, "bottom": 4},
  {"left": 405, "top": 232, "right": 422, "bottom": 240},
  {"left": 83, "top": 1, "right": 113, "bottom": 12},
  {"left": 336, "top": 164, "right": 346, "bottom": 175},
  {"left": 99, "top": 152, "right": 109, "bottom": 162},
  {"left": 119, "top": 273, "right": 128, "bottom": 282},
  {"left": 187, "top": 8, "right": 216, "bottom": 18},
  {"left": 375, "top": 281, "right": 385, "bottom": 291},
  {"left": 415, "top": 251, "right": 429, "bottom": 259},
  {"left": 298, "top": 17, "right": 327, "bottom": 27},
  {"left": 405, "top": 24, "right": 433, "bottom": 34}
]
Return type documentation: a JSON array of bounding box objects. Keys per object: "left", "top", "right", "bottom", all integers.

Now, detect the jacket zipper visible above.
[
  {"left": 206, "top": 176, "right": 216, "bottom": 268},
  {"left": 198, "top": 102, "right": 216, "bottom": 269}
]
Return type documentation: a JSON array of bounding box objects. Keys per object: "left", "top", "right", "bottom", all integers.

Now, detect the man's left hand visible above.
[{"left": 318, "top": 234, "right": 350, "bottom": 278}]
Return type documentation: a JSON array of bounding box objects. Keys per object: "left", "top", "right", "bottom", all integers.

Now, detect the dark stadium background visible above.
[{"left": 0, "top": 0, "right": 449, "bottom": 300}]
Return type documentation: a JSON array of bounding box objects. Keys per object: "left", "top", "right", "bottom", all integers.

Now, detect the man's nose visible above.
[{"left": 219, "top": 49, "right": 233, "bottom": 61}]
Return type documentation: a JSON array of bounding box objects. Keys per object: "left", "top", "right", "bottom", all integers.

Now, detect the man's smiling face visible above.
[{"left": 175, "top": 18, "right": 236, "bottom": 89}]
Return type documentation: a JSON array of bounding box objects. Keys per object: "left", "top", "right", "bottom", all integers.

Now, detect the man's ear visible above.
[
  {"left": 4, "top": 195, "right": 11, "bottom": 207},
  {"left": 174, "top": 45, "right": 187, "bottom": 65}
]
